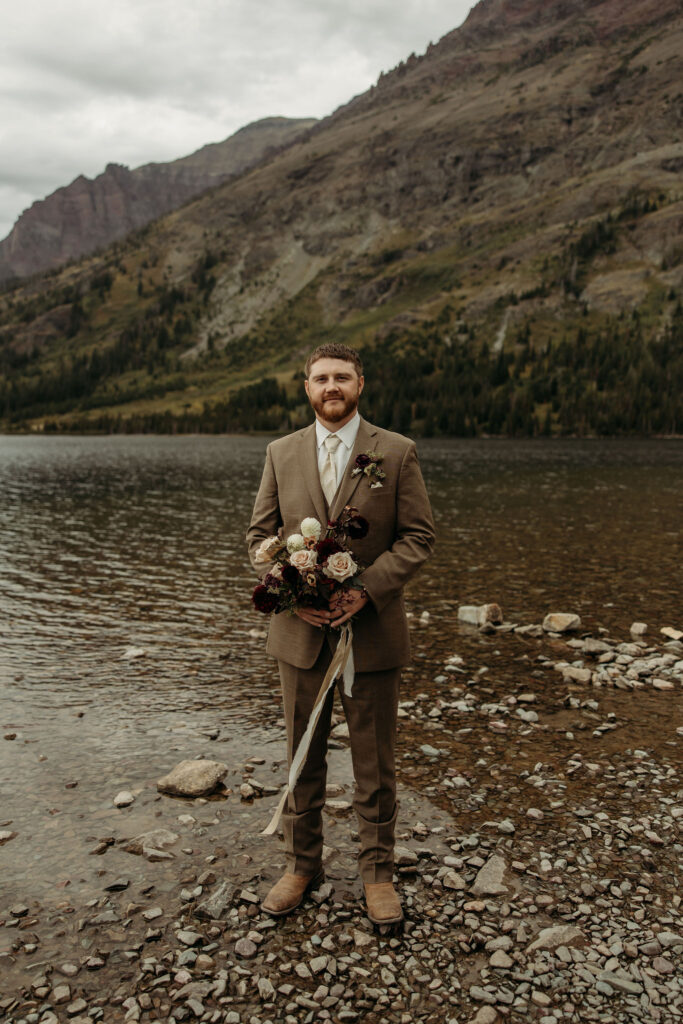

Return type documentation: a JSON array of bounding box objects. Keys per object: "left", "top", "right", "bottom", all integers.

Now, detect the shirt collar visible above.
[{"left": 315, "top": 411, "right": 360, "bottom": 450}]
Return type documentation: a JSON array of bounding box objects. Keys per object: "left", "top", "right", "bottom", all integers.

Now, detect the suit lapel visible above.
[
  {"left": 299, "top": 423, "right": 328, "bottom": 524},
  {"left": 330, "top": 417, "right": 378, "bottom": 518}
]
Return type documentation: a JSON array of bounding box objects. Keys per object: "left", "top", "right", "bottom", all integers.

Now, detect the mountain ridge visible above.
[
  {"left": 1, "top": 0, "right": 682, "bottom": 436},
  {"left": 0, "top": 116, "right": 317, "bottom": 285}
]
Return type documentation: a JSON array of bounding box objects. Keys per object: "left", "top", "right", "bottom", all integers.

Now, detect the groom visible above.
[{"left": 247, "top": 343, "right": 435, "bottom": 925}]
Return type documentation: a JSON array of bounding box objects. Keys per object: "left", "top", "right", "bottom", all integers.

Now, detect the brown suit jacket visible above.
[{"left": 246, "top": 416, "right": 435, "bottom": 672}]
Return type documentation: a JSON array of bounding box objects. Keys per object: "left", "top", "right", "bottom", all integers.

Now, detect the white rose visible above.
[
  {"left": 255, "top": 536, "right": 281, "bottom": 563},
  {"left": 290, "top": 549, "right": 318, "bottom": 572},
  {"left": 286, "top": 533, "right": 305, "bottom": 553},
  {"left": 323, "top": 551, "right": 358, "bottom": 582},
  {"left": 300, "top": 517, "right": 322, "bottom": 540}
]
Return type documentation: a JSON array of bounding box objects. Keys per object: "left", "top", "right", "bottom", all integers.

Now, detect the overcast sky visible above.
[{"left": 0, "top": 0, "right": 474, "bottom": 238}]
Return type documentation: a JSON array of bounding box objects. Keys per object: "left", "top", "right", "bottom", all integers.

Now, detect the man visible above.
[{"left": 246, "top": 343, "right": 435, "bottom": 925}]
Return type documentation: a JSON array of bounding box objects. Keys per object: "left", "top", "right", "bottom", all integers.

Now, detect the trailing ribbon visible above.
[{"left": 261, "top": 623, "right": 354, "bottom": 836}]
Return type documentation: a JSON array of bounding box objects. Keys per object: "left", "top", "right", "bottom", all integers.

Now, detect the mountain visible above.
[
  {"left": 1, "top": 0, "right": 682, "bottom": 436},
  {"left": 0, "top": 117, "right": 317, "bottom": 284}
]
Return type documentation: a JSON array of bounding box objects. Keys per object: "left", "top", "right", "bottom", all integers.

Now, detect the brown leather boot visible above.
[
  {"left": 364, "top": 881, "right": 403, "bottom": 925},
  {"left": 262, "top": 869, "right": 324, "bottom": 917}
]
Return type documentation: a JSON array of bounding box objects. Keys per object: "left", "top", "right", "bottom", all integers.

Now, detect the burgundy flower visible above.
[
  {"left": 347, "top": 514, "right": 369, "bottom": 539},
  {"left": 282, "top": 564, "right": 300, "bottom": 587},
  {"left": 252, "top": 584, "right": 279, "bottom": 614},
  {"left": 316, "top": 538, "right": 342, "bottom": 560},
  {"left": 355, "top": 453, "right": 372, "bottom": 469}
]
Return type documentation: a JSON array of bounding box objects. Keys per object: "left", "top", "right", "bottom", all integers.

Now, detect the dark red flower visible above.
[
  {"left": 355, "top": 453, "right": 372, "bottom": 469},
  {"left": 316, "top": 538, "right": 342, "bottom": 560},
  {"left": 347, "top": 514, "right": 369, "bottom": 539},
  {"left": 252, "top": 584, "right": 279, "bottom": 614},
  {"left": 282, "top": 564, "right": 300, "bottom": 587}
]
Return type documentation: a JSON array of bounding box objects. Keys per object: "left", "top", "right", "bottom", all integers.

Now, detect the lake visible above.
[{"left": 0, "top": 435, "right": 681, "bottom": 900}]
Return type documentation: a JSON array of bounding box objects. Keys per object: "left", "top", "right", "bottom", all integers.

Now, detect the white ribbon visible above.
[{"left": 261, "top": 623, "right": 354, "bottom": 836}]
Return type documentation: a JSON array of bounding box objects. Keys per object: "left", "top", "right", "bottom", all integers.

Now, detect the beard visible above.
[{"left": 309, "top": 391, "right": 359, "bottom": 423}]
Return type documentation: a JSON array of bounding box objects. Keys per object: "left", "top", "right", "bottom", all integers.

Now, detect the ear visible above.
[
  {"left": 304, "top": 378, "right": 310, "bottom": 398},
  {"left": 357, "top": 375, "right": 365, "bottom": 396}
]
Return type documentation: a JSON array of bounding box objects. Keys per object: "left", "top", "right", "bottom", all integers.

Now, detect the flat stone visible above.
[
  {"left": 661, "top": 626, "right": 683, "bottom": 641},
  {"left": 472, "top": 855, "right": 508, "bottom": 896},
  {"left": 124, "top": 829, "right": 179, "bottom": 859},
  {"left": 52, "top": 984, "right": 71, "bottom": 1004},
  {"left": 395, "top": 845, "right": 418, "bottom": 866},
  {"left": 0, "top": 830, "right": 18, "bottom": 844},
  {"left": 257, "top": 977, "right": 275, "bottom": 999},
  {"left": 652, "top": 956, "right": 675, "bottom": 974},
  {"left": 142, "top": 907, "right": 163, "bottom": 921},
  {"left": 527, "top": 925, "right": 585, "bottom": 952},
  {"left": 66, "top": 998, "right": 87, "bottom": 1015},
  {"left": 9, "top": 904, "right": 29, "bottom": 917},
  {"left": 543, "top": 612, "right": 581, "bottom": 633},
  {"left": 195, "top": 881, "right": 234, "bottom": 920},
  {"left": 470, "top": 1009, "right": 499, "bottom": 1024},
  {"left": 470, "top": 986, "right": 497, "bottom": 1004},
  {"left": 176, "top": 929, "right": 203, "bottom": 946},
  {"left": 443, "top": 869, "right": 467, "bottom": 890},
  {"left": 157, "top": 759, "right": 229, "bottom": 797},
  {"left": 597, "top": 970, "right": 642, "bottom": 995},
  {"left": 489, "top": 950, "right": 513, "bottom": 968},
  {"left": 656, "top": 931, "right": 683, "bottom": 948},
  {"left": 562, "top": 666, "right": 592, "bottom": 684},
  {"left": 630, "top": 622, "right": 648, "bottom": 636}
]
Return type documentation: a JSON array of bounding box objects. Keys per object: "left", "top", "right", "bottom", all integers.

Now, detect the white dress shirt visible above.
[{"left": 315, "top": 411, "right": 360, "bottom": 489}]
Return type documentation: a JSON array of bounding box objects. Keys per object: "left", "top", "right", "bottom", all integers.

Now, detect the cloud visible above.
[{"left": 0, "top": 0, "right": 474, "bottom": 237}]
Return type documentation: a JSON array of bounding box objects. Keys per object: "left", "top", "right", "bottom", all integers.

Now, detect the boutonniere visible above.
[{"left": 351, "top": 451, "right": 386, "bottom": 488}]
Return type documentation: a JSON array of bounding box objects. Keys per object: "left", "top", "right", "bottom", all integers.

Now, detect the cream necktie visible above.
[{"left": 320, "top": 434, "right": 342, "bottom": 505}]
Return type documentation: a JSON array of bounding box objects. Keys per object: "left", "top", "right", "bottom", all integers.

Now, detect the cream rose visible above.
[
  {"left": 255, "top": 535, "right": 282, "bottom": 563},
  {"left": 290, "top": 549, "right": 318, "bottom": 572},
  {"left": 323, "top": 551, "right": 358, "bottom": 582},
  {"left": 268, "top": 563, "right": 283, "bottom": 580},
  {"left": 300, "top": 517, "right": 322, "bottom": 540},
  {"left": 286, "top": 533, "right": 305, "bottom": 553}
]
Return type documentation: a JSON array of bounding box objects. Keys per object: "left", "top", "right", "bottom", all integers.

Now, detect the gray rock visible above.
[
  {"left": 156, "top": 759, "right": 229, "bottom": 797},
  {"left": 597, "top": 970, "right": 642, "bottom": 995},
  {"left": 543, "top": 612, "right": 581, "bottom": 633},
  {"left": 630, "top": 622, "right": 647, "bottom": 636},
  {"left": 176, "top": 929, "right": 203, "bottom": 947},
  {"left": 51, "top": 984, "right": 71, "bottom": 1004},
  {"left": 124, "top": 828, "right": 179, "bottom": 859},
  {"left": 527, "top": 924, "right": 584, "bottom": 952},
  {"left": 195, "top": 881, "right": 234, "bottom": 920},
  {"left": 235, "top": 937, "right": 257, "bottom": 959},
  {"left": 113, "top": 790, "right": 135, "bottom": 807},
  {"left": 472, "top": 855, "right": 508, "bottom": 896},
  {"left": 458, "top": 603, "right": 503, "bottom": 626},
  {"left": 395, "top": 845, "right": 418, "bottom": 866}
]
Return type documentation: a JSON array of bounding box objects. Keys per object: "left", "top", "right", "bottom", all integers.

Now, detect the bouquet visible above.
[{"left": 252, "top": 505, "right": 369, "bottom": 618}]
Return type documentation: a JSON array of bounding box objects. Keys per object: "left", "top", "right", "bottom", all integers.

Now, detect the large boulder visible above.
[{"left": 157, "top": 759, "right": 228, "bottom": 797}]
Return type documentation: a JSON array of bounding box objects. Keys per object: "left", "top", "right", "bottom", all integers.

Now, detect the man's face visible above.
[{"left": 305, "top": 357, "right": 364, "bottom": 427}]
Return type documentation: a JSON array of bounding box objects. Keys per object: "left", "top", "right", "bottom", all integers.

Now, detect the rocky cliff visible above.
[{"left": 0, "top": 117, "right": 316, "bottom": 284}]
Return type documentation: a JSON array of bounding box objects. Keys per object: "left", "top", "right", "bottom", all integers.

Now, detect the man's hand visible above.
[
  {"left": 295, "top": 606, "right": 333, "bottom": 628},
  {"left": 329, "top": 587, "right": 369, "bottom": 628}
]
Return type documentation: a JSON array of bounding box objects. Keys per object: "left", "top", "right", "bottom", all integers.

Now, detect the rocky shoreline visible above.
[{"left": 1, "top": 614, "right": 681, "bottom": 1024}]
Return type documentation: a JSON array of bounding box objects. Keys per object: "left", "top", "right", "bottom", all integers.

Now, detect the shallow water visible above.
[{"left": 0, "top": 435, "right": 681, "bottom": 900}]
